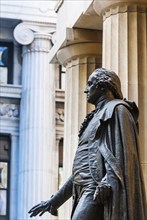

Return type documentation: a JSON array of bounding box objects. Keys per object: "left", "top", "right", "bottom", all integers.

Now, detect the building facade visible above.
[{"left": 0, "top": 0, "right": 147, "bottom": 220}]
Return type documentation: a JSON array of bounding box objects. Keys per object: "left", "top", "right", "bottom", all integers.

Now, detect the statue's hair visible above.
[{"left": 93, "top": 68, "right": 123, "bottom": 99}]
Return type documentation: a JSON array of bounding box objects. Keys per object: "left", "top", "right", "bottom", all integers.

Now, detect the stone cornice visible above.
[
  {"left": 1, "top": 1, "right": 57, "bottom": 24},
  {"left": 0, "top": 84, "right": 22, "bottom": 98},
  {"left": 93, "top": 0, "right": 147, "bottom": 19},
  {"left": 22, "top": 20, "right": 56, "bottom": 30}
]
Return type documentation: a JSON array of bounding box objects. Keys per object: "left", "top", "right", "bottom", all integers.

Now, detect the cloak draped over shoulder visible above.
[
  {"left": 89, "top": 100, "right": 147, "bottom": 220},
  {"left": 48, "top": 100, "right": 147, "bottom": 220}
]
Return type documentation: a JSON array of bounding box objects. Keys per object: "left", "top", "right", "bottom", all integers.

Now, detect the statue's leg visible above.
[{"left": 71, "top": 185, "right": 104, "bottom": 220}]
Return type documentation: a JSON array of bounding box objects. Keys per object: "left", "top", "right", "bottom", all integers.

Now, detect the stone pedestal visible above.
[
  {"left": 57, "top": 41, "right": 102, "bottom": 219},
  {"left": 14, "top": 23, "right": 57, "bottom": 220},
  {"left": 93, "top": 0, "right": 147, "bottom": 193}
]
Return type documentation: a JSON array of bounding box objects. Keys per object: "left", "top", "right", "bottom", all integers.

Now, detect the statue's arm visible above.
[
  {"left": 28, "top": 175, "right": 73, "bottom": 217},
  {"left": 51, "top": 175, "right": 73, "bottom": 209}
]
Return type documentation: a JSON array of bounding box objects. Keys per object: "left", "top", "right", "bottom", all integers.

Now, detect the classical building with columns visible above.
[{"left": 0, "top": 0, "right": 147, "bottom": 220}]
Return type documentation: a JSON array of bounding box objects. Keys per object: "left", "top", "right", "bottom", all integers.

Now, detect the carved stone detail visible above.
[
  {"left": 14, "top": 23, "right": 34, "bottom": 45},
  {"left": 0, "top": 104, "right": 19, "bottom": 118},
  {"left": 56, "top": 108, "right": 64, "bottom": 124},
  {"left": 14, "top": 22, "right": 52, "bottom": 46}
]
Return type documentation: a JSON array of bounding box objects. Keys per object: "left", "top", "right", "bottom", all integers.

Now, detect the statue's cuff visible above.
[{"left": 49, "top": 205, "right": 58, "bottom": 216}]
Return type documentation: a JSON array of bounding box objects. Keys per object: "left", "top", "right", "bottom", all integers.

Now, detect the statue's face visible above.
[{"left": 84, "top": 71, "right": 103, "bottom": 104}]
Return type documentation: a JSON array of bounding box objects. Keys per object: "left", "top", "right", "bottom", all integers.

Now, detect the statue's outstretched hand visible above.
[
  {"left": 28, "top": 197, "right": 57, "bottom": 217},
  {"left": 93, "top": 182, "right": 111, "bottom": 205}
]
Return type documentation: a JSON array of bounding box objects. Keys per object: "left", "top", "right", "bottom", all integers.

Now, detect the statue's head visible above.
[{"left": 84, "top": 68, "right": 123, "bottom": 104}]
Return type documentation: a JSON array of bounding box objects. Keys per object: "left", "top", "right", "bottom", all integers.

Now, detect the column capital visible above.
[
  {"left": 13, "top": 22, "right": 52, "bottom": 45},
  {"left": 57, "top": 42, "right": 102, "bottom": 66},
  {"left": 93, "top": 0, "right": 147, "bottom": 19},
  {"left": 49, "top": 28, "right": 102, "bottom": 63}
]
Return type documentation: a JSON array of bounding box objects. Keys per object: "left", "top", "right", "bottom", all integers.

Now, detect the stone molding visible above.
[
  {"left": 14, "top": 22, "right": 52, "bottom": 46},
  {"left": 56, "top": 131, "right": 64, "bottom": 141},
  {"left": 57, "top": 42, "right": 102, "bottom": 66},
  {"left": 0, "top": 118, "right": 19, "bottom": 135},
  {"left": 93, "top": 0, "right": 147, "bottom": 19},
  {"left": 55, "top": 89, "right": 65, "bottom": 102},
  {"left": 0, "top": 84, "right": 22, "bottom": 98}
]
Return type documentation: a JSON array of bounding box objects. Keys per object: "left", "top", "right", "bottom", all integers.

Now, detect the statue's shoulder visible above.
[
  {"left": 105, "top": 99, "right": 129, "bottom": 110},
  {"left": 98, "top": 99, "right": 130, "bottom": 122}
]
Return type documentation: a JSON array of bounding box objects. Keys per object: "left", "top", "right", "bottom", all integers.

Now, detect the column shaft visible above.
[{"left": 17, "top": 34, "right": 57, "bottom": 220}]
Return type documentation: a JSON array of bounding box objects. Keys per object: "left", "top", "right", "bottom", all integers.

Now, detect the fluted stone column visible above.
[
  {"left": 93, "top": 0, "right": 147, "bottom": 193},
  {"left": 57, "top": 42, "right": 102, "bottom": 219},
  {"left": 14, "top": 23, "right": 57, "bottom": 220}
]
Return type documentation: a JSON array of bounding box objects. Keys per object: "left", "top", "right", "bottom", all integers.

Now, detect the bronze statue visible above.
[{"left": 29, "top": 68, "right": 147, "bottom": 219}]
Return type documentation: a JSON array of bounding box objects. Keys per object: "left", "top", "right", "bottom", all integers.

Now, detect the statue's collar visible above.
[{"left": 95, "top": 96, "right": 114, "bottom": 113}]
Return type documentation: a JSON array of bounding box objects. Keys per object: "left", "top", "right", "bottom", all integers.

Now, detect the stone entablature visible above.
[{"left": 1, "top": 0, "right": 57, "bottom": 24}]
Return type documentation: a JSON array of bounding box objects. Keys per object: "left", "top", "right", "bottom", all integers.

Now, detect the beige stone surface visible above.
[
  {"left": 141, "top": 164, "right": 147, "bottom": 195},
  {"left": 98, "top": 1, "right": 147, "bottom": 199}
]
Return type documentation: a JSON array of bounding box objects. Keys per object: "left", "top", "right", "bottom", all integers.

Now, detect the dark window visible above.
[
  {"left": 58, "top": 138, "right": 63, "bottom": 189},
  {"left": 0, "top": 135, "right": 10, "bottom": 220},
  {"left": 59, "top": 65, "right": 65, "bottom": 90},
  {"left": 0, "top": 42, "right": 13, "bottom": 84}
]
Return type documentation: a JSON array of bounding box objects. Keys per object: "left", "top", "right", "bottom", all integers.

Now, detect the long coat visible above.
[{"left": 88, "top": 99, "right": 147, "bottom": 220}]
